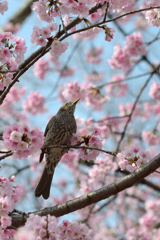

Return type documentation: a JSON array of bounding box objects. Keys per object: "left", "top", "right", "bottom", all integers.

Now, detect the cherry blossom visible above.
[
  {"left": 105, "top": 74, "right": 128, "bottom": 97},
  {"left": 85, "top": 71, "right": 104, "bottom": 83},
  {"left": 149, "top": 81, "right": 160, "bottom": 100},
  {"left": 0, "top": 32, "right": 27, "bottom": 89},
  {"left": 0, "top": 0, "right": 8, "bottom": 15},
  {"left": 22, "top": 91, "right": 47, "bottom": 114},
  {"left": 108, "top": 32, "right": 146, "bottom": 71},
  {"left": 0, "top": 175, "right": 24, "bottom": 233},
  {"left": 14, "top": 214, "right": 91, "bottom": 240},
  {"left": 117, "top": 144, "right": 152, "bottom": 171},
  {"left": 33, "top": 58, "right": 49, "bottom": 80},
  {"left": 85, "top": 46, "right": 103, "bottom": 64},
  {"left": 71, "top": 128, "right": 104, "bottom": 161},
  {"left": 145, "top": 9, "right": 160, "bottom": 27},
  {"left": 3, "top": 123, "right": 44, "bottom": 159}
]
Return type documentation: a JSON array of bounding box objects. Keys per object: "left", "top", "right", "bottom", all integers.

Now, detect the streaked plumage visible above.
[{"left": 35, "top": 99, "right": 80, "bottom": 199}]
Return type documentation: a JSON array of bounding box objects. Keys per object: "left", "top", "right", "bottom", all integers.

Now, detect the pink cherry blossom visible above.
[
  {"left": 108, "top": 32, "right": 146, "bottom": 72},
  {"left": 0, "top": 32, "right": 27, "bottom": 89},
  {"left": 14, "top": 214, "right": 90, "bottom": 239},
  {"left": 142, "top": 130, "right": 160, "bottom": 145},
  {"left": 108, "top": 43, "right": 132, "bottom": 72},
  {"left": 0, "top": 175, "right": 24, "bottom": 231},
  {"left": 117, "top": 144, "right": 151, "bottom": 171},
  {"left": 85, "top": 46, "right": 103, "bottom": 64},
  {"left": 22, "top": 91, "right": 47, "bottom": 114},
  {"left": 58, "top": 79, "right": 85, "bottom": 103},
  {"left": 71, "top": 133, "right": 79, "bottom": 145},
  {"left": 108, "top": 0, "right": 135, "bottom": 13},
  {"left": 0, "top": 0, "right": 8, "bottom": 15},
  {"left": 73, "top": 27, "right": 100, "bottom": 41},
  {"left": 32, "top": 0, "right": 55, "bottom": 22},
  {"left": 90, "top": 9, "right": 102, "bottom": 22},
  {"left": 124, "top": 32, "right": 146, "bottom": 57},
  {"left": 105, "top": 74, "right": 128, "bottom": 97},
  {"left": 84, "top": 82, "right": 110, "bottom": 110},
  {"left": 70, "top": 130, "right": 104, "bottom": 162},
  {"left": 78, "top": 3, "right": 89, "bottom": 19},
  {"left": 5, "top": 22, "right": 20, "bottom": 33},
  {"left": 145, "top": 9, "right": 160, "bottom": 27},
  {"left": 10, "top": 131, "right": 21, "bottom": 142},
  {"left": 103, "top": 25, "right": 115, "bottom": 42},
  {"left": 33, "top": 58, "right": 49, "bottom": 80},
  {"left": 3, "top": 123, "right": 44, "bottom": 159},
  {"left": 149, "top": 81, "right": 160, "bottom": 100},
  {"left": 14, "top": 229, "right": 36, "bottom": 240},
  {"left": 50, "top": 40, "right": 69, "bottom": 57},
  {"left": 58, "top": 66, "right": 75, "bottom": 77},
  {"left": 85, "top": 71, "right": 104, "bottom": 83}
]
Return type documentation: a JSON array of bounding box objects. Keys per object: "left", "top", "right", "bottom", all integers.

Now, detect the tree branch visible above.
[
  {"left": 11, "top": 153, "right": 160, "bottom": 228},
  {"left": 47, "top": 144, "right": 116, "bottom": 156},
  {"left": 0, "top": 151, "right": 13, "bottom": 161}
]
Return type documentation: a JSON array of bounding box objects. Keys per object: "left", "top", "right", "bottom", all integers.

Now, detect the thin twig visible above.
[
  {"left": 46, "top": 144, "right": 116, "bottom": 156},
  {"left": 60, "top": 6, "right": 160, "bottom": 41},
  {"left": 0, "top": 70, "right": 18, "bottom": 73},
  {"left": 116, "top": 73, "right": 154, "bottom": 152},
  {"left": 0, "top": 150, "right": 12, "bottom": 154},
  {"left": 0, "top": 152, "right": 13, "bottom": 161},
  {"left": 103, "top": 2, "right": 109, "bottom": 22},
  {"left": 98, "top": 71, "right": 151, "bottom": 88}
]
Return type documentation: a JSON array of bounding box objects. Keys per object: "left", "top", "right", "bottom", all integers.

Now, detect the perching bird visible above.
[{"left": 35, "top": 99, "right": 80, "bottom": 199}]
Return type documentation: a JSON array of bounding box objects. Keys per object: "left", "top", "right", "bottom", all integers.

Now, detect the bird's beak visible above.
[{"left": 73, "top": 98, "right": 80, "bottom": 105}]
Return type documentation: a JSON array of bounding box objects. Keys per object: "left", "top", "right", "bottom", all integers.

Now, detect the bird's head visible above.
[{"left": 58, "top": 98, "right": 80, "bottom": 115}]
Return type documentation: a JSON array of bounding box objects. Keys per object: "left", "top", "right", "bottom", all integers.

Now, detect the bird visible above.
[{"left": 35, "top": 98, "right": 80, "bottom": 199}]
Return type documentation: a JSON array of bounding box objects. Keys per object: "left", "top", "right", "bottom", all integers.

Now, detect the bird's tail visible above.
[{"left": 35, "top": 166, "right": 54, "bottom": 199}]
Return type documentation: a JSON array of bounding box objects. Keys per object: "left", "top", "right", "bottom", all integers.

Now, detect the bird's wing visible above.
[
  {"left": 44, "top": 115, "right": 56, "bottom": 137},
  {"left": 39, "top": 116, "right": 56, "bottom": 163}
]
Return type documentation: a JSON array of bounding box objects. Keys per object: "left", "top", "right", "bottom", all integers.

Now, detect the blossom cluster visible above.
[
  {"left": 58, "top": 66, "right": 75, "bottom": 78},
  {"left": 142, "top": 130, "right": 160, "bottom": 146},
  {"left": 30, "top": 23, "right": 58, "bottom": 47},
  {"left": 149, "top": 81, "right": 160, "bottom": 100},
  {"left": 0, "top": 0, "right": 8, "bottom": 15},
  {"left": 0, "top": 86, "right": 27, "bottom": 121},
  {"left": 103, "top": 25, "right": 115, "bottom": 42},
  {"left": 33, "top": 58, "right": 49, "bottom": 80},
  {"left": 0, "top": 32, "right": 27, "bottom": 90},
  {"left": 5, "top": 22, "right": 20, "bottom": 33},
  {"left": 22, "top": 91, "right": 47, "bottom": 115},
  {"left": 145, "top": 8, "right": 160, "bottom": 27},
  {"left": 31, "top": 23, "right": 69, "bottom": 57},
  {"left": 126, "top": 198, "right": 160, "bottom": 239},
  {"left": 33, "top": 56, "right": 75, "bottom": 80},
  {"left": 85, "top": 46, "right": 103, "bottom": 64},
  {"left": 3, "top": 122, "right": 44, "bottom": 159},
  {"left": 71, "top": 127, "right": 103, "bottom": 161},
  {"left": 109, "top": 0, "right": 136, "bottom": 13},
  {"left": 90, "top": 9, "right": 102, "bottom": 22},
  {"left": 59, "top": 80, "right": 110, "bottom": 110},
  {"left": 14, "top": 214, "right": 91, "bottom": 240},
  {"left": 117, "top": 144, "right": 152, "bottom": 171},
  {"left": 108, "top": 32, "right": 146, "bottom": 72},
  {"left": 80, "top": 156, "right": 117, "bottom": 193},
  {"left": 0, "top": 175, "right": 24, "bottom": 236},
  {"left": 32, "top": 0, "right": 138, "bottom": 24},
  {"left": 105, "top": 74, "right": 128, "bottom": 97},
  {"left": 85, "top": 83, "right": 110, "bottom": 110},
  {"left": 85, "top": 71, "right": 104, "bottom": 83},
  {"left": 73, "top": 27, "right": 100, "bottom": 41},
  {"left": 32, "top": 0, "right": 90, "bottom": 21}
]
